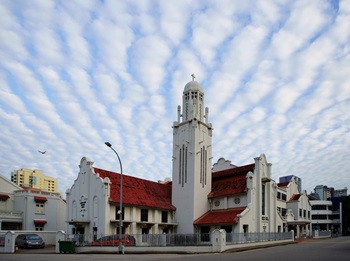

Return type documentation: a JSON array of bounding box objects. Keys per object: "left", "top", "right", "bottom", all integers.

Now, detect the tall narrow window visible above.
[
  {"left": 182, "top": 144, "right": 185, "bottom": 187},
  {"left": 277, "top": 192, "right": 281, "bottom": 199},
  {"left": 179, "top": 148, "right": 182, "bottom": 185},
  {"left": 200, "top": 146, "right": 207, "bottom": 188},
  {"left": 282, "top": 208, "right": 287, "bottom": 217},
  {"left": 185, "top": 146, "right": 188, "bottom": 183},
  {"left": 200, "top": 147, "right": 203, "bottom": 185},
  {"left": 262, "top": 184, "right": 265, "bottom": 215},
  {"left": 204, "top": 146, "right": 207, "bottom": 185},
  {"left": 141, "top": 209, "right": 148, "bottom": 222},
  {"left": 282, "top": 193, "right": 286, "bottom": 201},
  {"left": 161, "top": 211, "right": 168, "bottom": 223}
]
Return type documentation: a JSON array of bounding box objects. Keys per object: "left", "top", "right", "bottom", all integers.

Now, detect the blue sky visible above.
[{"left": 0, "top": 0, "right": 349, "bottom": 195}]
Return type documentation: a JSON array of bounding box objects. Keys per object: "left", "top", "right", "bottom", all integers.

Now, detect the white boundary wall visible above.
[{"left": 0, "top": 230, "right": 57, "bottom": 253}]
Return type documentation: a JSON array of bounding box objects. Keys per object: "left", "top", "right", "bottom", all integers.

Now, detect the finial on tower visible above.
[{"left": 191, "top": 73, "right": 195, "bottom": 81}]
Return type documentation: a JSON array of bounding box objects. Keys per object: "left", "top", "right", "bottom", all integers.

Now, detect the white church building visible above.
[{"left": 66, "top": 77, "right": 311, "bottom": 242}]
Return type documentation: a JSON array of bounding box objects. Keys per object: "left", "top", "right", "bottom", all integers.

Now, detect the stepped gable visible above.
[
  {"left": 94, "top": 167, "right": 175, "bottom": 211},
  {"left": 209, "top": 163, "right": 255, "bottom": 199}
]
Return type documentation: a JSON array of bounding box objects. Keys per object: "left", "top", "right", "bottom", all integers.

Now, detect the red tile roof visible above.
[
  {"left": 194, "top": 207, "right": 245, "bottom": 225},
  {"left": 212, "top": 164, "right": 255, "bottom": 179},
  {"left": 94, "top": 168, "right": 176, "bottom": 211},
  {"left": 208, "top": 164, "right": 254, "bottom": 199},
  {"left": 278, "top": 181, "right": 289, "bottom": 187},
  {"left": 289, "top": 194, "right": 301, "bottom": 201}
]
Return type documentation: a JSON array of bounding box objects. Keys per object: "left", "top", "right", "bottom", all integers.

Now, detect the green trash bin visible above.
[{"left": 59, "top": 240, "right": 76, "bottom": 253}]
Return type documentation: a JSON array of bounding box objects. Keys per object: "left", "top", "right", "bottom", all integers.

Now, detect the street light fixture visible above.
[{"left": 105, "top": 142, "right": 123, "bottom": 254}]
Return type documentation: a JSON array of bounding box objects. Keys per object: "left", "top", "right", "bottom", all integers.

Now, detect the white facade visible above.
[
  {"left": 66, "top": 157, "right": 110, "bottom": 241},
  {"left": 66, "top": 157, "right": 176, "bottom": 243},
  {"left": 172, "top": 78, "right": 213, "bottom": 233},
  {"left": 195, "top": 155, "right": 286, "bottom": 234},
  {"left": 278, "top": 177, "right": 312, "bottom": 237},
  {"left": 241, "top": 155, "right": 282, "bottom": 233},
  {"left": 0, "top": 174, "right": 22, "bottom": 230},
  {"left": 0, "top": 174, "right": 66, "bottom": 231},
  {"left": 13, "top": 189, "right": 66, "bottom": 231}
]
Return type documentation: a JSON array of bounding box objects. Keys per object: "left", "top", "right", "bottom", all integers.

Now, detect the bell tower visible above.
[{"left": 172, "top": 75, "right": 213, "bottom": 233}]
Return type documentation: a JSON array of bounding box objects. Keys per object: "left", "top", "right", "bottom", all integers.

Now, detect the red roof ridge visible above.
[{"left": 212, "top": 163, "right": 255, "bottom": 180}]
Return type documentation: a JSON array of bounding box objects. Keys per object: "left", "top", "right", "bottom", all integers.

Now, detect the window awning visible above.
[
  {"left": 34, "top": 219, "right": 47, "bottom": 224},
  {"left": 0, "top": 193, "right": 10, "bottom": 200},
  {"left": 34, "top": 196, "right": 47, "bottom": 202}
]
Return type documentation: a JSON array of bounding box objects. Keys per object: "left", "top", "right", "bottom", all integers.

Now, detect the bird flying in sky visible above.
[{"left": 38, "top": 150, "right": 46, "bottom": 154}]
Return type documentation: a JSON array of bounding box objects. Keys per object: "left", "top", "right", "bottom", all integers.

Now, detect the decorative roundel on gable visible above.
[
  {"left": 214, "top": 200, "right": 220, "bottom": 207},
  {"left": 234, "top": 198, "right": 240, "bottom": 204}
]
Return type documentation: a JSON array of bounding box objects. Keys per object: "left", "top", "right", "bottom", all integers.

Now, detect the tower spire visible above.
[{"left": 191, "top": 73, "right": 195, "bottom": 81}]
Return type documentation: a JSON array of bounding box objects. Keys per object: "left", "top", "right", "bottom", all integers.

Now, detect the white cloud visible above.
[
  {"left": 0, "top": 0, "right": 349, "bottom": 194},
  {"left": 191, "top": 3, "right": 237, "bottom": 65},
  {"left": 130, "top": 35, "right": 171, "bottom": 91},
  {"left": 159, "top": 0, "right": 197, "bottom": 45},
  {"left": 273, "top": 85, "right": 301, "bottom": 114},
  {"left": 91, "top": 18, "right": 134, "bottom": 72},
  {"left": 93, "top": 70, "right": 121, "bottom": 104},
  {"left": 0, "top": 6, "right": 28, "bottom": 61}
]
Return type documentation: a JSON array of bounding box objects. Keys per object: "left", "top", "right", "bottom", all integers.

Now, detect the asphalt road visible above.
[{"left": 1, "top": 236, "right": 349, "bottom": 261}]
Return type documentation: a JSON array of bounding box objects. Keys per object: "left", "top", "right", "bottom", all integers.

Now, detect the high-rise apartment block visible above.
[
  {"left": 333, "top": 188, "right": 348, "bottom": 197},
  {"left": 314, "top": 185, "right": 347, "bottom": 200},
  {"left": 11, "top": 168, "right": 58, "bottom": 192}
]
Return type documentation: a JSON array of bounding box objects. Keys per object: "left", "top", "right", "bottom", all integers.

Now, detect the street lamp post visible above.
[{"left": 105, "top": 142, "right": 123, "bottom": 254}]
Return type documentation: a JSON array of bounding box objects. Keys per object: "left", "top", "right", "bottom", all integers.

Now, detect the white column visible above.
[
  {"left": 4, "top": 231, "right": 15, "bottom": 253},
  {"left": 211, "top": 229, "right": 226, "bottom": 252}
]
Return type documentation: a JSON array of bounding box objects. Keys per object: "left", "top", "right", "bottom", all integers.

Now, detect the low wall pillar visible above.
[
  {"left": 211, "top": 229, "right": 226, "bottom": 252},
  {"left": 4, "top": 231, "right": 15, "bottom": 253},
  {"left": 56, "top": 230, "right": 66, "bottom": 253}
]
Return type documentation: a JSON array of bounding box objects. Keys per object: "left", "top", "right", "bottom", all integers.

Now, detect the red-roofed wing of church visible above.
[
  {"left": 209, "top": 163, "right": 255, "bottom": 199},
  {"left": 194, "top": 163, "right": 255, "bottom": 227},
  {"left": 94, "top": 167, "right": 175, "bottom": 211}
]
